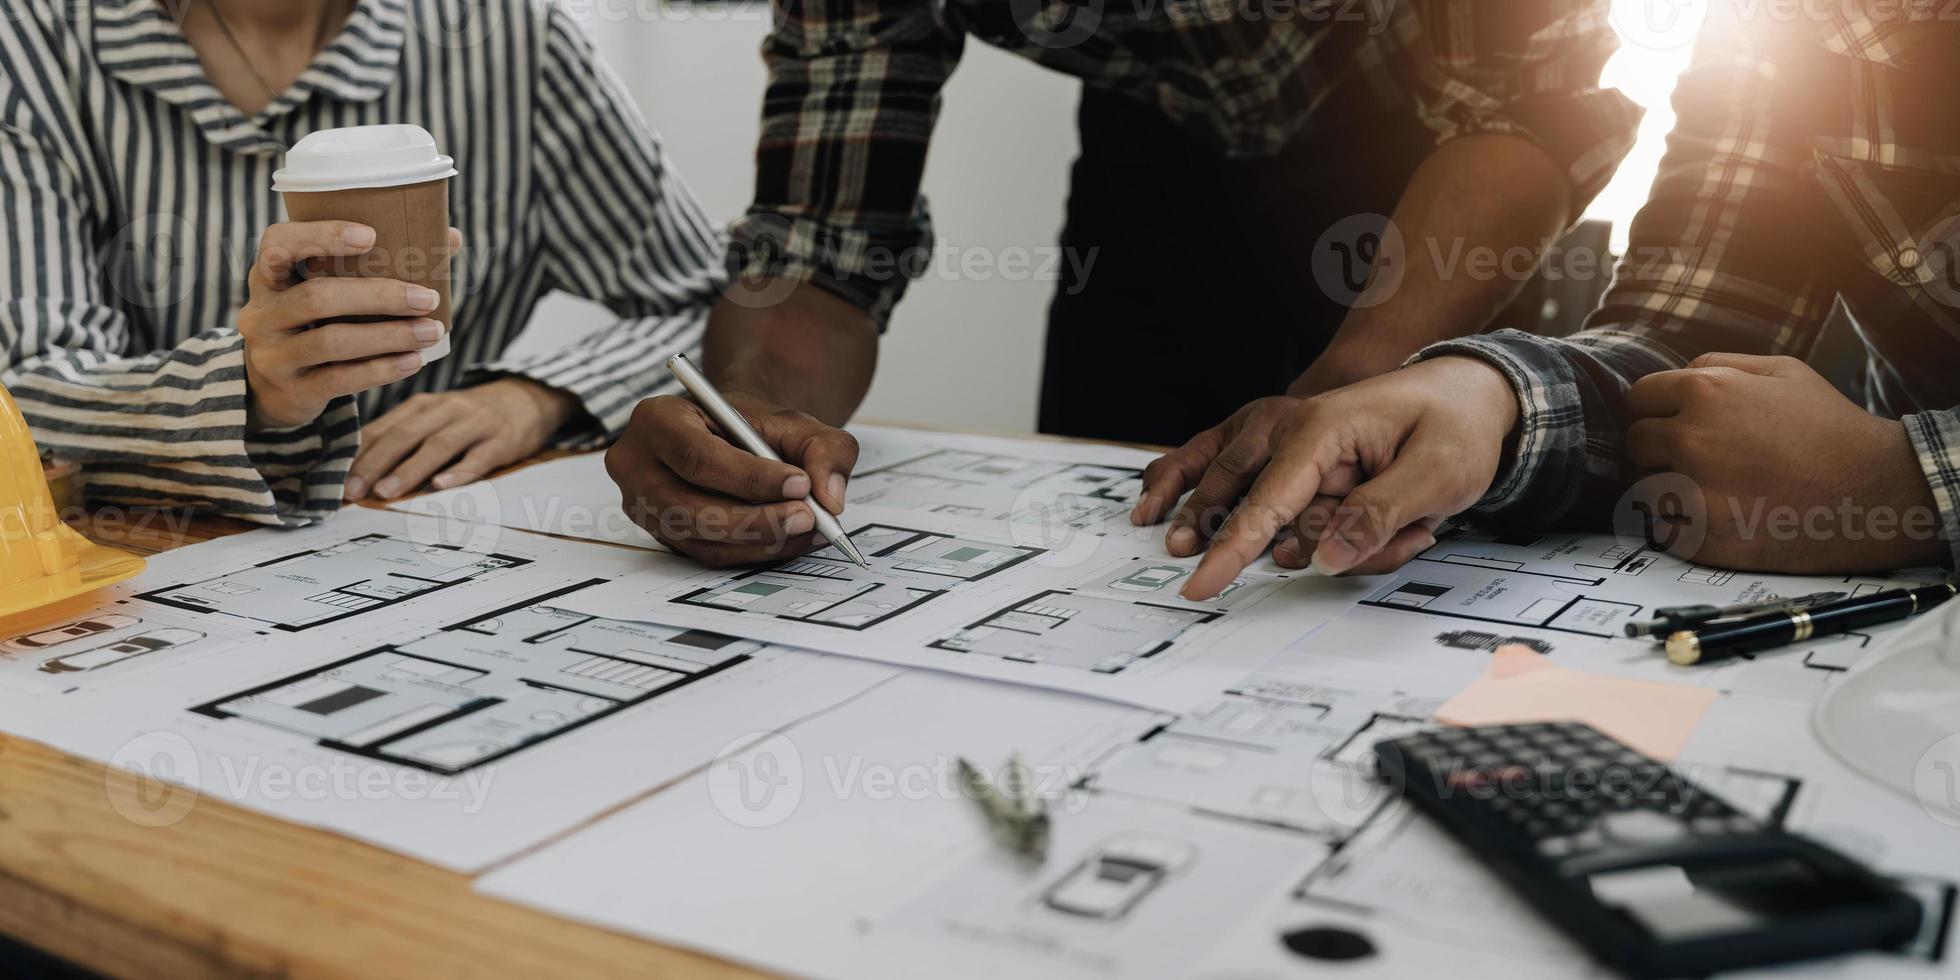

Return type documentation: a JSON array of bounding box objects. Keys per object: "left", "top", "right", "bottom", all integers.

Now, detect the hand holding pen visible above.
[{"left": 601, "top": 355, "right": 865, "bottom": 566}]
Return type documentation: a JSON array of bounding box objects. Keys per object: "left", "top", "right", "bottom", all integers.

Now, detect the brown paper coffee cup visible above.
[{"left": 273, "top": 126, "right": 460, "bottom": 362}]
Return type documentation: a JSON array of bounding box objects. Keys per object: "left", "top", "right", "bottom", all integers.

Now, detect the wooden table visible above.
[{"left": 1, "top": 455, "right": 771, "bottom": 979}]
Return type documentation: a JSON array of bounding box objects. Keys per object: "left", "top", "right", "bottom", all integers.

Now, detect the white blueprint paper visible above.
[
  {"left": 389, "top": 449, "right": 663, "bottom": 551},
  {"left": 554, "top": 503, "right": 1939, "bottom": 716},
  {"left": 484, "top": 657, "right": 1960, "bottom": 980},
  {"left": 1278, "top": 525, "right": 1947, "bottom": 704},
  {"left": 473, "top": 660, "right": 1448, "bottom": 980},
  {"left": 550, "top": 501, "right": 1341, "bottom": 714},
  {"left": 386, "top": 424, "right": 1141, "bottom": 552},
  {"left": 477, "top": 670, "right": 1204, "bottom": 980},
  {"left": 0, "top": 507, "right": 899, "bottom": 872},
  {"left": 481, "top": 524, "right": 1960, "bottom": 979}
]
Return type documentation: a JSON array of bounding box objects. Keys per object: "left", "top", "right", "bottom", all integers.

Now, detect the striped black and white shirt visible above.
[{"left": 0, "top": 0, "right": 721, "bottom": 525}]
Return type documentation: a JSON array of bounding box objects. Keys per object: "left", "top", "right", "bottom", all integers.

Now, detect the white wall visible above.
[{"left": 530, "top": 2, "right": 1079, "bottom": 434}]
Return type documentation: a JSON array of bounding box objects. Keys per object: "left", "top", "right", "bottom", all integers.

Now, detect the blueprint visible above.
[
  {"left": 849, "top": 447, "right": 1142, "bottom": 535},
  {"left": 190, "top": 580, "right": 765, "bottom": 775},
  {"left": 477, "top": 653, "right": 1960, "bottom": 980},
  {"left": 2, "top": 427, "right": 1952, "bottom": 976},
  {"left": 558, "top": 504, "right": 1330, "bottom": 714},
  {"left": 673, "top": 523, "right": 1043, "bottom": 630},
  {"left": 0, "top": 602, "right": 261, "bottom": 698},
  {"left": 388, "top": 449, "right": 663, "bottom": 551},
  {"left": 475, "top": 670, "right": 1181, "bottom": 980},
  {"left": 562, "top": 506, "right": 1943, "bottom": 716},
  {"left": 138, "top": 532, "right": 528, "bottom": 631},
  {"left": 384, "top": 424, "right": 1108, "bottom": 551},
  {"left": 475, "top": 508, "right": 1957, "bottom": 979},
  {"left": 1355, "top": 525, "right": 1938, "bottom": 645},
  {"left": 0, "top": 507, "right": 900, "bottom": 871},
  {"left": 1289, "top": 525, "right": 1949, "bottom": 707}
]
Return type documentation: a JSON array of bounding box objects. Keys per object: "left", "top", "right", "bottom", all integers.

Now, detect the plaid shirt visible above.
[
  {"left": 1421, "top": 2, "right": 1960, "bottom": 565},
  {"left": 736, "top": 0, "right": 1641, "bottom": 322}
]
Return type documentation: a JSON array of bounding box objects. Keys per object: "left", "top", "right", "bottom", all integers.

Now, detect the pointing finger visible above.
[{"left": 1182, "top": 417, "right": 1341, "bottom": 599}]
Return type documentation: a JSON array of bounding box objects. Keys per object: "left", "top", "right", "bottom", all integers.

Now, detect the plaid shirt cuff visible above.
[
  {"left": 1410, "top": 330, "right": 1591, "bottom": 515},
  {"left": 727, "top": 209, "right": 933, "bottom": 328},
  {"left": 1904, "top": 411, "right": 1960, "bottom": 568}
]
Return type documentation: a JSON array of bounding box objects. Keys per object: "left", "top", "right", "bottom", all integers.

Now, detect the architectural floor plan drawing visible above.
[
  {"left": 473, "top": 669, "right": 1260, "bottom": 980},
  {"left": 876, "top": 791, "right": 1329, "bottom": 980},
  {"left": 1300, "top": 598, "right": 1867, "bottom": 710},
  {"left": 0, "top": 505, "right": 927, "bottom": 873},
  {"left": 926, "top": 554, "right": 1301, "bottom": 674},
  {"left": 382, "top": 425, "right": 1000, "bottom": 554},
  {"left": 1360, "top": 552, "right": 1643, "bottom": 638},
  {"left": 563, "top": 503, "right": 1338, "bottom": 714},
  {"left": 1083, "top": 698, "right": 1379, "bottom": 838},
  {"left": 1062, "top": 655, "right": 1456, "bottom": 848},
  {"left": 138, "top": 533, "right": 529, "bottom": 631},
  {"left": 0, "top": 604, "right": 258, "bottom": 697},
  {"left": 1066, "top": 555, "right": 1287, "bottom": 610},
  {"left": 6, "top": 612, "right": 205, "bottom": 675},
  {"left": 1351, "top": 526, "right": 1945, "bottom": 648},
  {"left": 1283, "top": 525, "right": 1955, "bottom": 706},
  {"left": 673, "top": 524, "right": 1042, "bottom": 630},
  {"left": 849, "top": 449, "right": 1142, "bottom": 532},
  {"left": 931, "top": 591, "right": 1221, "bottom": 674},
  {"left": 192, "top": 580, "right": 761, "bottom": 774}
]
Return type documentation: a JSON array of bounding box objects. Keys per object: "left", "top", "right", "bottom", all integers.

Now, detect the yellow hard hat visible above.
[{"left": 0, "top": 384, "right": 145, "bottom": 617}]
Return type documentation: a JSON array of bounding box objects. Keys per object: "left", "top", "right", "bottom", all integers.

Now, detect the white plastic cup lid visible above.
[{"left": 272, "top": 124, "right": 457, "bottom": 193}]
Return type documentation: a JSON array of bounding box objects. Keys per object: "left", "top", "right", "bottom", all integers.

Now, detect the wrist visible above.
[
  {"left": 1291, "top": 337, "right": 1407, "bottom": 398},
  {"left": 1288, "top": 357, "right": 1373, "bottom": 400},
  {"left": 708, "top": 367, "right": 790, "bottom": 409},
  {"left": 704, "top": 287, "right": 877, "bottom": 426},
  {"left": 1415, "top": 355, "right": 1522, "bottom": 438},
  {"left": 244, "top": 367, "right": 312, "bottom": 432},
  {"left": 488, "top": 377, "right": 582, "bottom": 435}
]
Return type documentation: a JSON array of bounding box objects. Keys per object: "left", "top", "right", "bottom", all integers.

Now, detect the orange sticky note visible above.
[{"left": 1434, "top": 645, "right": 1719, "bottom": 760}]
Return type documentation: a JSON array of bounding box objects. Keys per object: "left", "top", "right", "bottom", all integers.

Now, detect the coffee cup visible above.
[{"left": 272, "top": 125, "right": 459, "bottom": 362}]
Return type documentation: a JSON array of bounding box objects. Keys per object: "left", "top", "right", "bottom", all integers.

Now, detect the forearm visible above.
[
  {"left": 1293, "top": 134, "right": 1570, "bottom": 395},
  {"left": 702, "top": 285, "right": 879, "bottom": 427},
  {"left": 741, "top": 0, "right": 962, "bottom": 326}
]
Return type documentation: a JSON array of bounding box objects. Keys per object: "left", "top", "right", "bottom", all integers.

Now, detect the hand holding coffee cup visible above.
[
  {"left": 247, "top": 125, "right": 459, "bottom": 430},
  {"left": 238, "top": 220, "right": 457, "bottom": 429}
]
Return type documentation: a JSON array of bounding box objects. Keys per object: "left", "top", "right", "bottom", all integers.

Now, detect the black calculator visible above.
[{"left": 1374, "top": 722, "right": 1922, "bottom": 978}]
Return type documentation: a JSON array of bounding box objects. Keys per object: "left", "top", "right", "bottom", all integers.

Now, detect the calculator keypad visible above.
[{"left": 1379, "top": 722, "right": 1755, "bottom": 868}]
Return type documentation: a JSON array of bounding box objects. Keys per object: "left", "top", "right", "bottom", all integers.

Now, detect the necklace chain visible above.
[{"left": 196, "top": 0, "right": 343, "bottom": 109}]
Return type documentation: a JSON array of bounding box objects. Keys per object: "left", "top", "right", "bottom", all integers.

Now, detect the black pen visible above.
[
  {"left": 1666, "top": 582, "right": 1957, "bottom": 665},
  {"left": 1623, "top": 590, "right": 1846, "bottom": 638}
]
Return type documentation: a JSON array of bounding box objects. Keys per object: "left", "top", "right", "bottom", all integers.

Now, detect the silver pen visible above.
[{"left": 665, "top": 354, "right": 869, "bottom": 568}]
